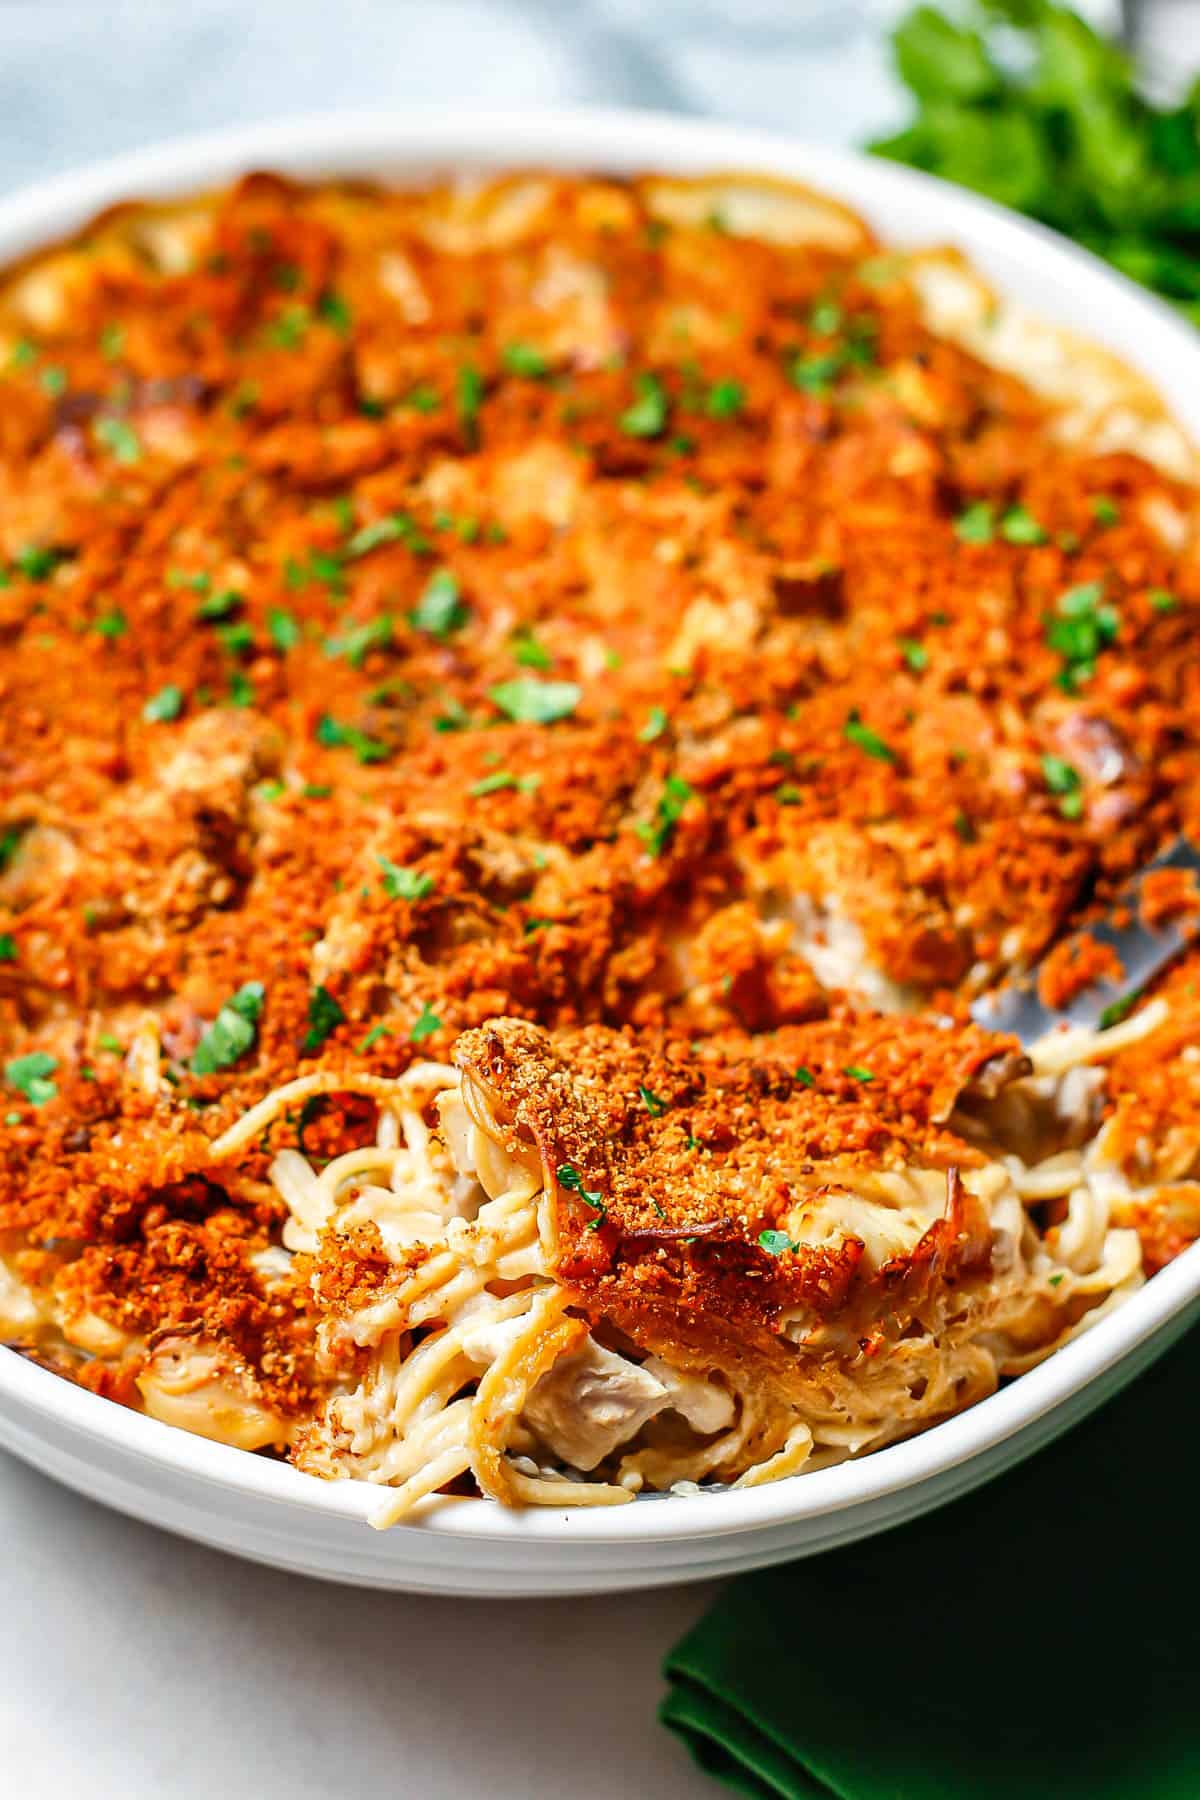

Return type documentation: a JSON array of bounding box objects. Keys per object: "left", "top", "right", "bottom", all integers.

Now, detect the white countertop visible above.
[{"left": 0, "top": 2, "right": 1189, "bottom": 1793}]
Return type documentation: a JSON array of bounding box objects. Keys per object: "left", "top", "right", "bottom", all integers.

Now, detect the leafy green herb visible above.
[
  {"left": 346, "top": 511, "right": 427, "bottom": 560},
  {"left": 469, "top": 770, "right": 525, "bottom": 797},
  {"left": 196, "top": 589, "right": 242, "bottom": 622},
  {"left": 268, "top": 607, "right": 301, "bottom": 651},
  {"left": 97, "top": 1033, "right": 123, "bottom": 1054},
  {"left": 302, "top": 782, "right": 332, "bottom": 799},
  {"left": 403, "top": 383, "right": 440, "bottom": 414},
  {"left": 317, "top": 290, "right": 353, "bottom": 335},
  {"left": 265, "top": 305, "right": 309, "bottom": 349},
  {"left": 93, "top": 609, "right": 127, "bottom": 639},
  {"left": 94, "top": 417, "right": 141, "bottom": 464},
  {"left": 191, "top": 982, "right": 265, "bottom": 1075},
  {"left": 810, "top": 299, "right": 844, "bottom": 335},
  {"left": 168, "top": 568, "right": 211, "bottom": 594},
  {"left": 302, "top": 984, "right": 345, "bottom": 1053},
  {"left": 620, "top": 372, "right": 669, "bottom": 438},
  {"left": 326, "top": 615, "right": 392, "bottom": 669},
  {"left": 844, "top": 1065, "right": 874, "bottom": 1083},
  {"left": 218, "top": 620, "right": 254, "bottom": 656},
  {"left": 512, "top": 627, "right": 552, "bottom": 670},
  {"left": 1150, "top": 589, "right": 1178, "bottom": 614},
  {"left": 314, "top": 714, "right": 391, "bottom": 764},
  {"left": 16, "top": 544, "right": 61, "bottom": 581},
  {"left": 502, "top": 342, "right": 550, "bottom": 378},
  {"left": 706, "top": 378, "right": 745, "bottom": 419},
  {"left": 409, "top": 1002, "right": 441, "bottom": 1044},
  {"left": 378, "top": 856, "right": 434, "bottom": 902},
  {"left": 228, "top": 670, "right": 255, "bottom": 707},
  {"left": 1099, "top": 991, "right": 1140, "bottom": 1030},
  {"left": 410, "top": 568, "right": 467, "bottom": 638},
  {"left": 40, "top": 365, "right": 67, "bottom": 397},
  {"left": 1000, "top": 504, "right": 1048, "bottom": 545},
  {"left": 636, "top": 773, "right": 694, "bottom": 857},
  {"left": 844, "top": 712, "right": 897, "bottom": 764},
  {"left": 1041, "top": 752, "right": 1084, "bottom": 818},
  {"left": 100, "top": 323, "right": 125, "bottom": 361},
  {"left": 638, "top": 1085, "right": 668, "bottom": 1117},
  {"left": 758, "top": 1228, "right": 800, "bottom": 1257},
  {"left": 556, "top": 1161, "right": 607, "bottom": 1230},
  {"left": 794, "top": 1066, "right": 816, "bottom": 1087},
  {"left": 5, "top": 1051, "right": 58, "bottom": 1105},
  {"left": 789, "top": 351, "right": 843, "bottom": 396},
  {"left": 899, "top": 637, "right": 928, "bottom": 672},
  {"left": 357, "top": 1022, "right": 391, "bottom": 1053},
  {"left": 143, "top": 683, "right": 184, "bottom": 722},
  {"left": 457, "top": 363, "right": 484, "bottom": 448},
  {"left": 638, "top": 706, "right": 669, "bottom": 743},
  {"left": 1047, "top": 1273, "right": 1065, "bottom": 1288},
  {"left": 488, "top": 677, "right": 581, "bottom": 725},
  {"left": 0, "top": 935, "right": 15, "bottom": 962},
  {"left": 1091, "top": 495, "right": 1121, "bottom": 526},
  {"left": 1045, "top": 581, "right": 1118, "bottom": 688},
  {"left": 954, "top": 500, "right": 995, "bottom": 544}
]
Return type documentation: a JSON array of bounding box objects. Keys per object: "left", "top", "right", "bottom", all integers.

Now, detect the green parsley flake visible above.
[
  {"left": 638, "top": 706, "right": 669, "bottom": 743},
  {"left": 404, "top": 384, "right": 440, "bottom": 414},
  {"left": 844, "top": 712, "right": 897, "bottom": 764},
  {"left": 620, "top": 372, "right": 668, "bottom": 438},
  {"left": 1041, "top": 752, "right": 1084, "bottom": 819},
  {"left": 810, "top": 299, "right": 844, "bottom": 335},
  {"left": 954, "top": 501, "right": 995, "bottom": 544},
  {"left": 228, "top": 670, "right": 255, "bottom": 707},
  {"left": 793, "top": 1066, "right": 816, "bottom": 1088},
  {"left": 94, "top": 417, "right": 141, "bottom": 464},
  {"left": 638, "top": 1085, "right": 668, "bottom": 1117},
  {"left": 317, "top": 291, "right": 353, "bottom": 335},
  {"left": 5, "top": 1051, "right": 57, "bottom": 1106},
  {"left": 636, "top": 773, "right": 694, "bottom": 858},
  {"left": 556, "top": 1162, "right": 607, "bottom": 1230},
  {"left": 191, "top": 982, "right": 265, "bottom": 1076},
  {"left": 899, "top": 637, "right": 928, "bottom": 672},
  {"left": 326, "top": 615, "right": 392, "bottom": 669},
  {"left": 378, "top": 856, "right": 434, "bottom": 901},
  {"left": 40, "top": 365, "right": 67, "bottom": 397},
  {"left": 0, "top": 935, "right": 16, "bottom": 962},
  {"left": 410, "top": 568, "right": 467, "bottom": 638},
  {"left": 265, "top": 305, "right": 309, "bottom": 350},
  {"left": 706, "top": 378, "right": 744, "bottom": 420},
  {"left": 97, "top": 1033, "right": 123, "bottom": 1054},
  {"left": 17, "top": 544, "right": 60, "bottom": 581},
  {"left": 488, "top": 677, "right": 581, "bottom": 725},
  {"left": 1000, "top": 504, "right": 1048, "bottom": 545},
  {"left": 1099, "top": 992, "right": 1140, "bottom": 1031},
  {"left": 1091, "top": 496, "right": 1121, "bottom": 526},
  {"left": 143, "top": 683, "right": 184, "bottom": 722},
  {"left": 1045, "top": 582, "right": 1117, "bottom": 689},
  {"left": 502, "top": 342, "right": 550, "bottom": 378},
  {"left": 93, "top": 609, "right": 127, "bottom": 639},
  {"left": 346, "top": 510, "right": 427, "bottom": 560},
  {"left": 758, "top": 1228, "right": 800, "bottom": 1257},
  {"left": 457, "top": 363, "right": 484, "bottom": 449},
  {"left": 302, "top": 984, "right": 345, "bottom": 1053},
  {"left": 1150, "top": 589, "right": 1178, "bottom": 614},
  {"left": 844, "top": 1065, "right": 874, "bottom": 1083},
  {"left": 789, "top": 351, "right": 842, "bottom": 396},
  {"left": 218, "top": 620, "right": 254, "bottom": 655},
  {"left": 314, "top": 714, "right": 392, "bottom": 764},
  {"left": 100, "top": 323, "right": 125, "bottom": 361},
  {"left": 469, "top": 770, "right": 522, "bottom": 797},
  {"left": 196, "top": 589, "right": 242, "bottom": 621},
  {"left": 512, "top": 628, "right": 552, "bottom": 670},
  {"left": 268, "top": 607, "right": 301, "bottom": 651},
  {"left": 409, "top": 1002, "right": 441, "bottom": 1044},
  {"left": 357, "top": 1022, "right": 392, "bottom": 1054}
]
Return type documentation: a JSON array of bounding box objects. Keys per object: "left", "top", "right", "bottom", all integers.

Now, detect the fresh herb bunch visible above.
[{"left": 871, "top": 1, "right": 1200, "bottom": 321}]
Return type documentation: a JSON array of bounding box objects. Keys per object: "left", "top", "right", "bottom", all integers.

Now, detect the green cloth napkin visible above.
[{"left": 661, "top": 1323, "right": 1200, "bottom": 1798}]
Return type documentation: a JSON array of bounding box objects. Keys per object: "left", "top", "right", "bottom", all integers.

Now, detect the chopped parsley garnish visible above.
[
  {"left": 844, "top": 711, "right": 897, "bottom": 764},
  {"left": 512, "top": 627, "right": 552, "bottom": 670},
  {"left": 620, "top": 372, "right": 669, "bottom": 439},
  {"left": 39, "top": 366, "right": 67, "bottom": 397},
  {"left": 409, "top": 1001, "right": 441, "bottom": 1043},
  {"left": 357, "top": 1022, "right": 391, "bottom": 1053},
  {"left": 775, "top": 783, "right": 803, "bottom": 805},
  {"left": 5, "top": 1051, "right": 57, "bottom": 1106},
  {"left": 0, "top": 826, "right": 25, "bottom": 873},
  {"left": 638, "top": 1085, "right": 668, "bottom": 1117},
  {"left": 265, "top": 305, "right": 309, "bottom": 350},
  {"left": 410, "top": 568, "right": 467, "bottom": 638},
  {"left": 93, "top": 609, "right": 127, "bottom": 639},
  {"left": 314, "top": 714, "right": 391, "bottom": 764},
  {"left": 954, "top": 500, "right": 995, "bottom": 544},
  {"left": 268, "top": 607, "right": 301, "bottom": 651},
  {"left": 1091, "top": 495, "right": 1121, "bottom": 526},
  {"left": 346, "top": 511, "right": 427, "bottom": 560},
  {"left": 378, "top": 856, "right": 434, "bottom": 901},
  {"left": 16, "top": 544, "right": 61, "bottom": 581},
  {"left": 556, "top": 1162, "right": 607, "bottom": 1230},
  {"left": 789, "top": 350, "right": 843, "bottom": 396},
  {"left": 97, "top": 1033, "right": 122, "bottom": 1054},
  {"left": 168, "top": 568, "right": 211, "bottom": 593},
  {"left": 794, "top": 1066, "right": 816, "bottom": 1087},
  {"left": 326, "top": 615, "right": 392, "bottom": 668},
  {"left": 302, "top": 984, "right": 345, "bottom": 1053},
  {"left": 1000, "top": 504, "right": 1048, "bottom": 545},
  {"left": 94, "top": 417, "right": 141, "bottom": 464},
  {"left": 1047, "top": 1273, "right": 1065, "bottom": 1288},
  {"left": 218, "top": 620, "right": 254, "bottom": 655},
  {"left": 706, "top": 378, "right": 745, "bottom": 419},
  {"left": 317, "top": 290, "right": 353, "bottom": 335},
  {"left": 196, "top": 588, "right": 242, "bottom": 621},
  {"left": 636, "top": 773, "right": 694, "bottom": 857},
  {"left": 488, "top": 677, "right": 581, "bottom": 725},
  {"left": 143, "top": 683, "right": 184, "bottom": 722},
  {"left": 469, "top": 770, "right": 529, "bottom": 797},
  {"left": 758, "top": 1228, "right": 800, "bottom": 1257},
  {"left": 1045, "top": 581, "right": 1117, "bottom": 689},
  {"left": 844, "top": 1065, "right": 874, "bottom": 1083},
  {"left": 457, "top": 363, "right": 484, "bottom": 448},
  {"left": 190, "top": 982, "right": 265, "bottom": 1076},
  {"left": 899, "top": 637, "right": 928, "bottom": 672},
  {"left": 639, "top": 708, "right": 669, "bottom": 745},
  {"left": 1041, "top": 752, "right": 1084, "bottom": 819},
  {"left": 1150, "top": 589, "right": 1177, "bottom": 614},
  {"left": 403, "top": 383, "right": 440, "bottom": 414},
  {"left": 100, "top": 323, "right": 125, "bottom": 361},
  {"left": 502, "top": 342, "right": 550, "bottom": 378},
  {"left": 302, "top": 782, "right": 332, "bottom": 799},
  {"left": 0, "top": 935, "right": 14, "bottom": 962},
  {"left": 228, "top": 670, "right": 255, "bottom": 707}
]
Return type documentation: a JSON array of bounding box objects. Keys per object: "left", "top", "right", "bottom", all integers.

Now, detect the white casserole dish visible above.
[{"left": 2, "top": 107, "right": 1198, "bottom": 1597}]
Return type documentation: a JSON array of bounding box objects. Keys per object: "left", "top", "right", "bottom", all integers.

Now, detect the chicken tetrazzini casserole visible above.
[{"left": 1, "top": 167, "right": 1199, "bottom": 1526}]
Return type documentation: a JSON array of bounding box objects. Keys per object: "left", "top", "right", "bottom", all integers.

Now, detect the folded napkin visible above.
[{"left": 661, "top": 1323, "right": 1200, "bottom": 1798}]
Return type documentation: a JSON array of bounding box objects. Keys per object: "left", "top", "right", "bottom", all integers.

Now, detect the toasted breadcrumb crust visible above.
[{"left": 0, "top": 170, "right": 1197, "bottom": 1443}]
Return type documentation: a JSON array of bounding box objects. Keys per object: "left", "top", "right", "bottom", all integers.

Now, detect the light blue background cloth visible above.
[{"left": 0, "top": 0, "right": 1178, "bottom": 198}]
